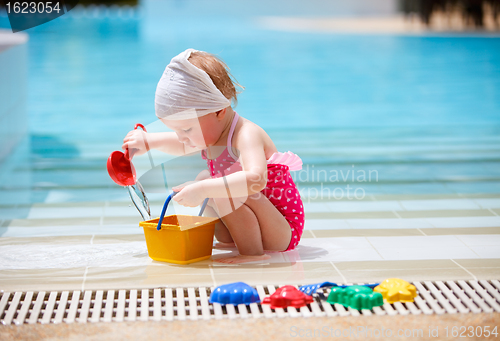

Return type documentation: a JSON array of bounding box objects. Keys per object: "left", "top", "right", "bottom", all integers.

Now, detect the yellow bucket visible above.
[{"left": 140, "top": 215, "right": 219, "bottom": 265}]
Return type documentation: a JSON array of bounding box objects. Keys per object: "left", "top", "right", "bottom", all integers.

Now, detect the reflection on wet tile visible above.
[
  {"left": 0, "top": 235, "right": 92, "bottom": 246},
  {"left": 92, "top": 234, "right": 145, "bottom": 244},
  {"left": 7, "top": 217, "right": 101, "bottom": 227},
  {"left": 0, "top": 225, "right": 143, "bottom": 237},
  {"left": 211, "top": 249, "right": 285, "bottom": 264},
  {"left": 0, "top": 207, "right": 32, "bottom": 220},
  {"left": 83, "top": 265, "right": 214, "bottom": 290},
  {"left": 0, "top": 268, "right": 85, "bottom": 291},
  {"left": 102, "top": 216, "right": 142, "bottom": 225},
  {"left": 0, "top": 240, "right": 149, "bottom": 269}
]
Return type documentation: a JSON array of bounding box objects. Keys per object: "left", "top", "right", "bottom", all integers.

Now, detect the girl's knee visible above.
[{"left": 214, "top": 222, "right": 233, "bottom": 243}]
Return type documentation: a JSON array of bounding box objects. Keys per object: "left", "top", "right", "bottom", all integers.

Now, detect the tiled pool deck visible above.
[{"left": 1, "top": 193, "right": 499, "bottom": 292}]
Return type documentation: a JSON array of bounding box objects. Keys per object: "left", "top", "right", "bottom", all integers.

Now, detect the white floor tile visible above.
[
  {"left": 346, "top": 218, "right": 433, "bottom": 229},
  {"left": 296, "top": 244, "right": 383, "bottom": 263},
  {"left": 367, "top": 235, "right": 464, "bottom": 248},
  {"left": 28, "top": 207, "right": 104, "bottom": 219},
  {"left": 0, "top": 242, "right": 149, "bottom": 269},
  {"left": 399, "top": 199, "right": 481, "bottom": 211},
  {"left": 323, "top": 200, "right": 402, "bottom": 212},
  {"left": 1, "top": 225, "right": 142, "bottom": 237},
  {"left": 474, "top": 198, "right": 500, "bottom": 209},
  {"left": 104, "top": 206, "right": 144, "bottom": 217},
  {"left": 376, "top": 246, "right": 479, "bottom": 260},
  {"left": 468, "top": 245, "right": 500, "bottom": 258},
  {"left": 304, "top": 219, "right": 351, "bottom": 230},
  {"left": 426, "top": 216, "right": 500, "bottom": 228},
  {"left": 455, "top": 234, "right": 500, "bottom": 247},
  {"left": 302, "top": 202, "right": 330, "bottom": 213},
  {"left": 295, "top": 237, "right": 381, "bottom": 262},
  {"left": 306, "top": 237, "right": 373, "bottom": 249}
]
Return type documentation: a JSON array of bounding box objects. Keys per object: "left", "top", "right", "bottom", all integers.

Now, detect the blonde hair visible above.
[{"left": 188, "top": 51, "right": 244, "bottom": 107}]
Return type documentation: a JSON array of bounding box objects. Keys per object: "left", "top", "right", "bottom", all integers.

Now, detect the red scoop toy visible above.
[
  {"left": 262, "top": 285, "right": 314, "bottom": 309},
  {"left": 107, "top": 124, "right": 146, "bottom": 186}
]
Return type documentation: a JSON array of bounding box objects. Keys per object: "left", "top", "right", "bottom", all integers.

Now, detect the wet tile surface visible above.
[{"left": 1, "top": 196, "right": 500, "bottom": 292}]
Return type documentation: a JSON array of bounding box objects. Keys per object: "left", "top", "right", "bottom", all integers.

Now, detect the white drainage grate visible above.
[{"left": 1, "top": 280, "right": 500, "bottom": 325}]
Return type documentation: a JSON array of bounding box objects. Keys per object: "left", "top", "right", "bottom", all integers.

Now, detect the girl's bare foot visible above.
[
  {"left": 213, "top": 254, "right": 271, "bottom": 264},
  {"left": 213, "top": 242, "right": 237, "bottom": 249}
]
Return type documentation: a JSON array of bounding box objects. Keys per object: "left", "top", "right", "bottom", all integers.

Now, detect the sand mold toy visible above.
[
  {"left": 327, "top": 285, "right": 383, "bottom": 310},
  {"left": 374, "top": 278, "right": 417, "bottom": 303},
  {"left": 209, "top": 282, "right": 260, "bottom": 305},
  {"left": 262, "top": 285, "right": 314, "bottom": 309},
  {"left": 299, "top": 281, "right": 379, "bottom": 296}
]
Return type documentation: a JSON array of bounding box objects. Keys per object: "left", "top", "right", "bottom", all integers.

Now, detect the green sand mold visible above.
[{"left": 326, "top": 285, "right": 383, "bottom": 310}]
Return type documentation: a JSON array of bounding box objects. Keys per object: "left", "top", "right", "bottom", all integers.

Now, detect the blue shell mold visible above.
[{"left": 209, "top": 282, "right": 260, "bottom": 305}]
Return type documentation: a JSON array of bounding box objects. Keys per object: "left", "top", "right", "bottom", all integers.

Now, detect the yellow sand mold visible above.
[{"left": 374, "top": 278, "right": 418, "bottom": 303}]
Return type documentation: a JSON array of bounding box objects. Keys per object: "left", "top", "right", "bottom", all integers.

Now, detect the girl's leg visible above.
[
  {"left": 203, "top": 204, "right": 236, "bottom": 248},
  {"left": 212, "top": 192, "right": 292, "bottom": 264}
]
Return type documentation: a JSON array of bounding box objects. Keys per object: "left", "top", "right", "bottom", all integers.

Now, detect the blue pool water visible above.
[{"left": 1, "top": 2, "right": 500, "bottom": 206}]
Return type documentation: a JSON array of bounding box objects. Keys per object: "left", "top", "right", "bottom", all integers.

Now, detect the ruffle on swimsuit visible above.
[{"left": 201, "top": 112, "right": 305, "bottom": 251}]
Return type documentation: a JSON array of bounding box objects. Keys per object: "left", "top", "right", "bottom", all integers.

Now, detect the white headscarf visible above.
[{"left": 155, "top": 49, "right": 231, "bottom": 120}]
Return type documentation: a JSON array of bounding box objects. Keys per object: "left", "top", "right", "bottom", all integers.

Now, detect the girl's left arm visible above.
[
  {"left": 203, "top": 127, "right": 268, "bottom": 197},
  {"left": 172, "top": 126, "right": 268, "bottom": 207}
]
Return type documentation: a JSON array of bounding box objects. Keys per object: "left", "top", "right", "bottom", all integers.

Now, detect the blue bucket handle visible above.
[{"left": 157, "top": 192, "right": 209, "bottom": 231}]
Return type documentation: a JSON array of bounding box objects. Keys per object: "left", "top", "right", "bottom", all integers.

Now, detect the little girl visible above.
[{"left": 122, "top": 49, "right": 304, "bottom": 264}]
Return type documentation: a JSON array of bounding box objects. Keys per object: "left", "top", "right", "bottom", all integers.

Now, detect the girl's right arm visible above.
[{"left": 122, "top": 130, "right": 193, "bottom": 156}]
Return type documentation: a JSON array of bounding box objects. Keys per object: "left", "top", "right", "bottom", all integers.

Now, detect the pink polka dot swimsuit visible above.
[{"left": 201, "top": 113, "right": 305, "bottom": 251}]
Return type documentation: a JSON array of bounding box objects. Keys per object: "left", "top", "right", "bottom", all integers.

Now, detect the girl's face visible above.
[{"left": 162, "top": 112, "right": 223, "bottom": 149}]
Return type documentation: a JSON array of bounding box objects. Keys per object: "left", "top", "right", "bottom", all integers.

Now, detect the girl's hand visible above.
[
  {"left": 172, "top": 181, "right": 197, "bottom": 192},
  {"left": 122, "top": 129, "right": 149, "bottom": 157},
  {"left": 172, "top": 182, "right": 207, "bottom": 207}
]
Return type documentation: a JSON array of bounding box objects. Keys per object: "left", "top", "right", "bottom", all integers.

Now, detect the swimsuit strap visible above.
[{"left": 226, "top": 112, "right": 239, "bottom": 161}]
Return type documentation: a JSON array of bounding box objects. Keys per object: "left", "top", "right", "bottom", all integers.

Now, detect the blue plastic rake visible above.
[{"left": 299, "top": 281, "right": 380, "bottom": 296}]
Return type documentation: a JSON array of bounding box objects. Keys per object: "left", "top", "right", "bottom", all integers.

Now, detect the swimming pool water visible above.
[{"left": 0, "top": 2, "right": 499, "bottom": 206}]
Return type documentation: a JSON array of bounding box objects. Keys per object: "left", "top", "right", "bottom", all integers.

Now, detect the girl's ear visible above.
[{"left": 216, "top": 107, "right": 227, "bottom": 120}]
